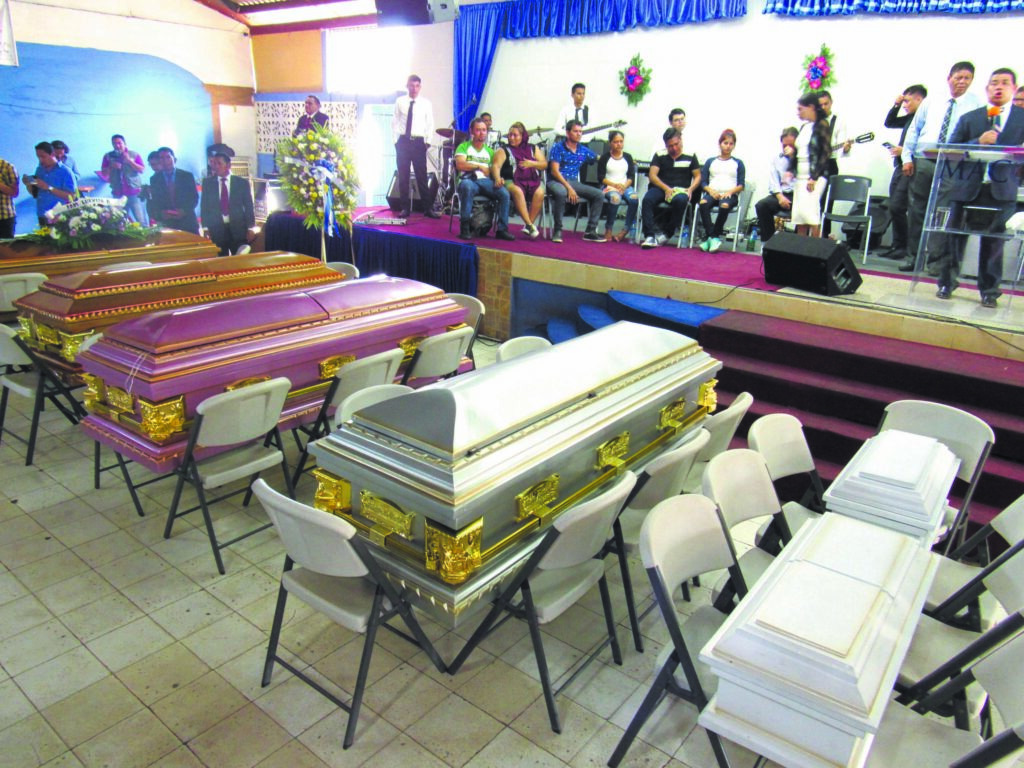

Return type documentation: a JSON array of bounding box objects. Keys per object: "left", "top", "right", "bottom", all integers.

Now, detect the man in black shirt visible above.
[{"left": 640, "top": 128, "right": 700, "bottom": 249}]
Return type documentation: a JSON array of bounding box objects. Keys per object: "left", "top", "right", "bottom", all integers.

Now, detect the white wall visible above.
[
  {"left": 10, "top": 0, "right": 253, "bottom": 87},
  {"left": 479, "top": 1, "right": 1019, "bottom": 197}
]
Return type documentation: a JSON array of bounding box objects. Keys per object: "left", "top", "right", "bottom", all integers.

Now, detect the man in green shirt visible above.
[{"left": 455, "top": 118, "right": 514, "bottom": 241}]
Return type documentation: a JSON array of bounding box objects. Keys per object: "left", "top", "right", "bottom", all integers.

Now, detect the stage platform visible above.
[{"left": 264, "top": 208, "right": 1024, "bottom": 363}]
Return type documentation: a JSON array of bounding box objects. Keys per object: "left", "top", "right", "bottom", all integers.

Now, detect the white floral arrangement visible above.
[
  {"left": 276, "top": 125, "right": 359, "bottom": 233},
  {"left": 21, "top": 197, "right": 156, "bottom": 252}
]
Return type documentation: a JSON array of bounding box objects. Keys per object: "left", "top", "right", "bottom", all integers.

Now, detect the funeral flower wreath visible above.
[
  {"left": 276, "top": 125, "right": 360, "bottom": 233},
  {"left": 20, "top": 197, "right": 156, "bottom": 252}
]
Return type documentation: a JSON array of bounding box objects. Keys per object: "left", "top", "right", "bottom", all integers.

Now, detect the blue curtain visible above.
[
  {"left": 454, "top": 0, "right": 746, "bottom": 129},
  {"left": 764, "top": 0, "right": 1022, "bottom": 14}
]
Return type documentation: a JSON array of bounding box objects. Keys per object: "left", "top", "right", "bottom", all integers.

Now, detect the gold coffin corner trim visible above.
[
  {"left": 312, "top": 469, "right": 352, "bottom": 515},
  {"left": 319, "top": 353, "right": 356, "bottom": 380},
  {"left": 596, "top": 431, "right": 630, "bottom": 471},
  {"left": 699, "top": 378, "right": 719, "bottom": 413},
  {"left": 139, "top": 397, "right": 185, "bottom": 442},
  {"left": 360, "top": 490, "right": 415, "bottom": 545},
  {"left": 225, "top": 376, "right": 270, "bottom": 392},
  {"left": 398, "top": 335, "right": 427, "bottom": 362},
  {"left": 515, "top": 473, "right": 561, "bottom": 523},
  {"left": 17, "top": 317, "right": 33, "bottom": 342},
  {"left": 59, "top": 330, "right": 94, "bottom": 363},
  {"left": 425, "top": 517, "right": 483, "bottom": 584},
  {"left": 82, "top": 373, "right": 105, "bottom": 411}
]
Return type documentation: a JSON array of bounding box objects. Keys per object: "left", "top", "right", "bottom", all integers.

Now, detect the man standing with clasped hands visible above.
[{"left": 392, "top": 74, "right": 440, "bottom": 219}]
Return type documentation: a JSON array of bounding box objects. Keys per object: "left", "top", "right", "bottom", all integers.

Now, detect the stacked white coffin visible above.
[
  {"left": 822, "top": 429, "right": 960, "bottom": 543},
  {"left": 699, "top": 513, "right": 939, "bottom": 768}
]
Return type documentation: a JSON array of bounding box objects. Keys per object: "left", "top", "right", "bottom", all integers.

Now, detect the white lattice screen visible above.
[{"left": 256, "top": 101, "right": 358, "bottom": 155}]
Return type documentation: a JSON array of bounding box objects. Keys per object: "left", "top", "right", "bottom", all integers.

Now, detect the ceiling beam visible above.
[
  {"left": 238, "top": 0, "right": 358, "bottom": 10},
  {"left": 193, "top": 0, "right": 251, "bottom": 26},
  {"left": 248, "top": 13, "right": 378, "bottom": 34}
]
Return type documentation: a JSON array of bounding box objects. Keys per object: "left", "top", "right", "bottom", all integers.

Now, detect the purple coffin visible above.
[{"left": 79, "top": 275, "right": 468, "bottom": 473}]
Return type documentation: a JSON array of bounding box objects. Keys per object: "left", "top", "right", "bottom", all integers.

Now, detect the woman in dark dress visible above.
[{"left": 492, "top": 122, "right": 546, "bottom": 238}]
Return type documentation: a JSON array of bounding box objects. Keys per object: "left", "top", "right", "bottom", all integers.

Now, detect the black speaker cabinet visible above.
[
  {"left": 762, "top": 232, "right": 863, "bottom": 296},
  {"left": 385, "top": 171, "right": 437, "bottom": 213},
  {"left": 377, "top": 0, "right": 458, "bottom": 25}
]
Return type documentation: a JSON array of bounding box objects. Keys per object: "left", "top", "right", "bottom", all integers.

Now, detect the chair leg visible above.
[
  {"left": 194, "top": 482, "right": 227, "bottom": 575},
  {"left": 612, "top": 520, "right": 644, "bottom": 653},
  {"left": 448, "top": 593, "right": 507, "bottom": 674},
  {"left": 0, "top": 386, "right": 8, "bottom": 447},
  {"left": 262, "top": 582, "right": 290, "bottom": 686},
  {"left": 707, "top": 729, "right": 735, "bottom": 768},
  {"left": 290, "top": 448, "right": 310, "bottom": 488},
  {"left": 345, "top": 588, "right": 385, "bottom": 749},
  {"left": 115, "top": 451, "right": 146, "bottom": 517},
  {"left": 598, "top": 575, "right": 623, "bottom": 666},
  {"left": 93, "top": 441, "right": 101, "bottom": 489},
  {"left": 522, "top": 586, "right": 561, "bottom": 733},
  {"left": 164, "top": 470, "right": 190, "bottom": 539},
  {"left": 608, "top": 659, "right": 674, "bottom": 768},
  {"left": 26, "top": 375, "right": 46, "bottom": 466}
]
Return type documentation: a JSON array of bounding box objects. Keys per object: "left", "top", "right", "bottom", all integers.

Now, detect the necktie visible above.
[
  {"left": 575, "top": 108, "right": 581, "bottom": 124},
  {"left": 994, "top": 111, "right": 1002, "bottom": 129},
  {"left": 220, "top": 177, "right": 229, "bottom": 216},
  {"left": 166, "top": 172, "right": 175, "bottom": 206},
  {"left": 937, "top": 98, "right": 955, "bottom": 144},
  {"left": 405, "top": 100, "right": 415, "bottom": 139}
]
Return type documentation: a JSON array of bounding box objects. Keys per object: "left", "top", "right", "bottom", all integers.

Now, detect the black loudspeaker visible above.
[
  {"left": 762, "top": 231, "right": 862, "bottom": 296},
  {"left": 385, "top": 171, "right": 438, "bottom": 213},
  {"left": 377, "top": 0, "right": 458, "bottom": 25}
]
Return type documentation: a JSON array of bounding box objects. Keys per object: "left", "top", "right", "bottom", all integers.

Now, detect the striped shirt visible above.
[{"left": 0, "top": 158, "right": 16, "bottom": 221}]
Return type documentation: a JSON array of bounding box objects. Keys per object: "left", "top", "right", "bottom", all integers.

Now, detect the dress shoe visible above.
[
  {"left": 935, "top": 286, "right": 953, "bottom": 300},
  {"left": 424, "top": 209, "right": 441, "bottom": 219},
  {"left": 458, "top": 221, "right": 472, "bottom": 241},
  {"left": 495, "top": 229, "right": 516, "bottom": 242},
  {"left": 397, "top": 209, "right": 411, "bottom": 219},
  {"left": 980, "top": 292, "right": 1001, "bottom": 309},
  {"left": 884, "top": 249, "right": 908, "bottom": 261},
  {"left": 897, "top": 259, "right": 916, "bottom": 272}
]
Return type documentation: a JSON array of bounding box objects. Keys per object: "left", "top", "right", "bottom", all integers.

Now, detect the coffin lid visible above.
[
  {"left": 353, "top": 322, "right": 699, "bottom": 461},
  {"left": 101, "top": 275, "right": 449, "bottom": 354}
]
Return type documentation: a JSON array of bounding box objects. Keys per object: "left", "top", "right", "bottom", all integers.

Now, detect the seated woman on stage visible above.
[
  {"left": 792, "top": 92, "right": 831, "bottom": 238},
  {"left": 492, "top": 122, "right": 546, "bottom": 238},
  {"left": 597, "top": 130, "right": 638, "bottom": 242},
  {"left": 697, "top": 129, "right": 745, "bottom": 252}
]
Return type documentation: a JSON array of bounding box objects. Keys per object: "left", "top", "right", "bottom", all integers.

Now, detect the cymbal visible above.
[
  {"left": 526, "top": 126, "right": 553, "bottom": 135},
  {"left": 436, "top": 128, "right": 469, "bottom": 140}
]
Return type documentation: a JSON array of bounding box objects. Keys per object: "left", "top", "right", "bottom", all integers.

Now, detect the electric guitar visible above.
[{"left": 579, "top": 120, "right": 628, "bottom": 137}]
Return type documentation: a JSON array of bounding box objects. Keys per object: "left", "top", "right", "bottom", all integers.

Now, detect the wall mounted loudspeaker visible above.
[
  {"left": 385, "top": 171, "right": 438, "bottom": 213},
  {"left": 376, "top": 0, "right": 459, "bottom": 25},
  {"left": 761, "top": 232, "right": 862, "bottom": 296}
]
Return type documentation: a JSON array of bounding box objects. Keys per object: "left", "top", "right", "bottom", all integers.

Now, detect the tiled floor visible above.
[{"left": 0, "top": 339, "right": 1004, "bottom": 768}]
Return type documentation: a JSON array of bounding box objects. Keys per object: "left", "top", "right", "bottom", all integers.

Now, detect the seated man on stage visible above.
[
  {"left": 454, "top": 117, "right": 515, "bottom": 242},
  {"left": 546, "top": 119, "right": 605, "bottom": 243},
  {"left": 640, "top": 128, "right": 700, "bottom": 249},
  {"left": 754, "top": 126, "right": 798, "bottom": 247}
]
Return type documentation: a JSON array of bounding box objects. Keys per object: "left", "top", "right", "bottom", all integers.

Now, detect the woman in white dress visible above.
[{"left": 792, "top": 92, "right": 831, "bottom": 237}]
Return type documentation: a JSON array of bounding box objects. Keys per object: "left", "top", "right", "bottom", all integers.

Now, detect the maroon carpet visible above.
[{"left": 355, "top": 207, "right": 779, "bottom": 291}]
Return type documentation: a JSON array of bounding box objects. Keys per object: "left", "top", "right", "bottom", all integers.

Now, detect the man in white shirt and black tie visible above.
[
  {"left": 898, "top": 61, "right": 980, "bottom": 272},
  {"left": 555, "top": 83, "right": 590, "bottom": 141},
  {"left": 392, "top": 74, "right": 440, "bottom": 219}
]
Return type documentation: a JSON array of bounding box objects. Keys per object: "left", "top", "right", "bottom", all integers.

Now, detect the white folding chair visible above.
[
  {"left": 703, "top": 448, "right": 792, "bottom": 611},
  {"left": 748, "top": 412, "right": 826, "bottom": 553},
  {"left": 163, "top": 377, "right": 294, "bottom": 574},
  {"left": 333, "top": 383, "right": 413, "bottom": 430},
  {"left": 446, "top": 293, "right": 485, "bottom": 368},
  {"left": 609, "top": 494, "right": 745, "bottom": 768},
  {"left": 448, "top": 471, "right": 637, "bottom": 733},
  {"left": 496, "top": 335, "right": 552, "bottom": 362},
  {"left": 400, "top": 326, "right": 474, "bottom": 386},
  {"left": 290, "top": 348, "right": 404, "bottom": 484},
  {"left": 878, "top": 400, "right": 995, "bottom": 553},
  {"left": 325, "top": 261, "right": 360, "bottom": 279},
  {"left": 682, "top": 391, "right": 753, "bottom": 492},
  {"left": 252, "top": 479, "right": 446, "bottom": 750},
  {"left": 0, "top": 272, "right": 47, "bottom": 315}
]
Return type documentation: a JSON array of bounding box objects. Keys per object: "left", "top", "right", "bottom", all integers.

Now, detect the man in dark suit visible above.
[
  {"left": 941, "top": 68, "right": 1023, "bottom": 308},
  {"left": 149, "top": 147, "right": 199, "bottom": 234},
  {"left": 293, "top": 95, "right": 329, "bottom": 137},
  {"left": 201, "top": 152, "right": 254, "bottom": 255}
]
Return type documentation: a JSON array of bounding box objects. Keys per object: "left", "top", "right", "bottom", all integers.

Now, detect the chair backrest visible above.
[
  {"left": 641, "top": 494, "right": 737, "bottom": 606},
  {"left": 539, "top": 471, "right": 636, "bottom": 571},
  {"left": 0, "top": 273, "right": 47, "bottom": 313},
  {"left": 702, "top": 448, "right": 783, "bottom": 528},
  {"left": 748, "top": 413, "right": 816, "bottom": 480},
  {"left": 825, "top": 174, "right": 871, "bottom": 206},
  {"left": 195, "top": 377, "right": 291, "bottom": 447},
  {"left": 329, "top": 348, "right": 404, "bottom": 412},
  {"left": 984, "top": 547, "right": 1024, "bottom": 615},
  {"left": 251, "top": 479, "right": 368, "bottom": 578},
  {"left": 447, "top": 293, "right": 485, "bottom": 334},
  {"left": 972, "top": 630, "right": 1024, "bottom": 726},
  {"left": 401, "top": 326, "right": 474, "bottom": 383},
  {"left": 326, "top": 261, "right": 360, "bottom": 279},
  {"left": 990, "top": 494, "right": 1024, "bottom": 546},
  {"left": 697, "top": 391, "right": 754, "bottom": 462},
  {"left": 335, "top": 383, "right": 412, "bottom": 428},
  {"left": 0, "top": 325, "right": 33, "bottom": 367},
  {"left": 496, "top": 336, "right": 551, "bottom": 363},
  {"left": 628, "top": 429, "right": 711, "bottom": 514},
  {"left": 879, "top": 400, "right": 995, "bottom": 484}
]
